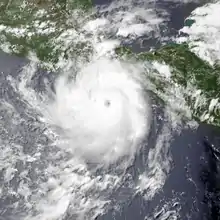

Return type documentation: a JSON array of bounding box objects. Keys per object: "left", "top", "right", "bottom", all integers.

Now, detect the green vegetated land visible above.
[
  {"left": 115, "top": 43, "right": 220, "bottom": 126},
  {"left": 0, "top": 0, "right": 93, "bottom": 64},
  {"left": 0, "top": 0, "right": 219, "bottom": 126}
]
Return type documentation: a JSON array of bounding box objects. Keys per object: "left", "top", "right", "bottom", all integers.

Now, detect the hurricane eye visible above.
[{"left": 104, "top": 100, "right": 111, "bottom": 107}]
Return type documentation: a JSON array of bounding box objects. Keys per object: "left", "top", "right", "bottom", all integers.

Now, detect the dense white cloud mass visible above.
[
  {"left": 178, "top": 1, "right": 220, "bottom": 65},
  {"left": 46, "top": 58, "right": 150, "bottom": 165}
]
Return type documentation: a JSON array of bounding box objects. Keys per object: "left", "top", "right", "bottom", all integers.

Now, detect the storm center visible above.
[{"left": 104, "top": 100, "right": 111, "bottom": 107}]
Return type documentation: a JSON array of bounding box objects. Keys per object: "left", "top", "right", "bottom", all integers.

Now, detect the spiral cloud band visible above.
[{"left": 46, "top": 58, "right": 151, "bottom": 165}]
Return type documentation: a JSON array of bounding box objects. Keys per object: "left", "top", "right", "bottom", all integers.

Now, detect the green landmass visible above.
[
  {"left": 115, "top": 43, "right": 220, "bottom": 126},
  {"left": 0, "top": 0, "right": 92, "bottom": 65}
]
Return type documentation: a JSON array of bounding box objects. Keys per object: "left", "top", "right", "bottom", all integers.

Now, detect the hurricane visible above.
[
  {"left": 0, "top": 47, "right": 173, "bottom": 220},
  {"left": 45, "top": 58, "right": 150, "bottom": 165}
]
